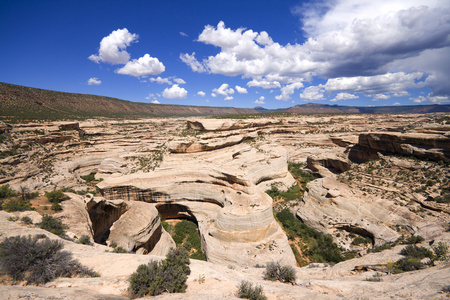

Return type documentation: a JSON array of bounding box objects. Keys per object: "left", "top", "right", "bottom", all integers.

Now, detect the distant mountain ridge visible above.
[
  {"left": 0, "top": 82, "right": 258, "bottom": 120},
  {"left": 256, "top": 103, "right": 450, "bottom": 114},
  {"left": 1, "top": 82, "right": 449, "bottom": 120}
]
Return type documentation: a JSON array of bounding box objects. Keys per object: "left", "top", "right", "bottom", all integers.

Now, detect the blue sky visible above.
[{"left": 1, "top": 0, "right": 449, "bottom": 109}]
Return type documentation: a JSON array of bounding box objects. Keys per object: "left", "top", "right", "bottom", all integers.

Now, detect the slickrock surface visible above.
[
  {"left": 297, "top": 177, "right": 424, "bottom": 248},
  {"left": 1, "top": 211, "right": 449, "bottom": 299}
]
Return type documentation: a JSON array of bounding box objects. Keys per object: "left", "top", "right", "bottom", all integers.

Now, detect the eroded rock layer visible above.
[
  {"left": 97, "top": 141, "right": 297, "bottom": 267},
  {"left": 358, "top": 132, "right": 450, "bottom": 162}
]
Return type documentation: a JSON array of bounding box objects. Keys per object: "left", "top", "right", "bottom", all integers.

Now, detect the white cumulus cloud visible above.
[
  {"left": 150, "top": 76, "right": 172, "bottom": 84},
  {"left": 300, "top": 86, "right": 325, "bottom": 101},
  {"left": 212, "top": 83, "right": 235, "bottom": 99},
  {"left": 330, "top": 92, "right": 359, "bottom": 102},
  {"left": 254, "top": 96, "right": 265, "bottom": 104},
  {"left": 180, "top": 52, "right": 206, "bottom": 73},
  {"left": 116, "top": 54, "right": 165, "bottom": 77},
  {"left": 235, "top": 85, "right": 248, "bottom": 94},
  {"left": 89, "top": 28, "right": 138, "bottom": 64},
  {"left": 174, "top": 78, "right": 186, "bottom": 84},
  {"left": 87, "top": 77, "right": 101, "bottom": 85},
  {"left": 162, "top": 84, "right": 187, "bottom": 99},
  {"left": 410, "top": 93, "right": 449, "bottom": 104},
  {"left": 275, "top": 82, "right": 304, "bottom": 101},
  {"left": 181, "top": 1, "right": 450, "bottom": 102},
  {"left": 197, "top": 91, "right": 206, "bottom": 97}
]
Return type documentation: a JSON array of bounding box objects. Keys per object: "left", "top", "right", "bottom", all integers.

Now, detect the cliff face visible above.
[{"left": 358, "top": 132, "right": 450, "bottom": 162}]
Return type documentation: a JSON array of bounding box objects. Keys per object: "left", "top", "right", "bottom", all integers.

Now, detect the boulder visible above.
[{"left": 85, "top": 198, "right": 174, "bottom": 255}]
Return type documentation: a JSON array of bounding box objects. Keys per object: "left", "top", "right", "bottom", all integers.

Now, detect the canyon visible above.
[{"left": 1, "top": 112, "right": 450, "bottom": 299}]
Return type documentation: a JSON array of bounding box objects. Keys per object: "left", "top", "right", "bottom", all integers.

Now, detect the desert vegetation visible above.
[
  {"left": 128, "top": 247, "right": 190, "bottom": 298},
  {"left": 263, "top": 261, "right": 296, "bottom": 284},
  {"left": 237, "top": 280, "right": 267, "bottom": 300},
  {"left": 275, "top": 208, "right": 346, "bottom": 265},
  {"left": 162, "top": 219, "right": 206, "bottom": 261},
  {"left": 0, "top": 235, "right": 97, "bottom": 284}
]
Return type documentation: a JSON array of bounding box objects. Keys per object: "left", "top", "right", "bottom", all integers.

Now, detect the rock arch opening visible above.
[
  {"left": 155, "top": 203, "right": 206, "bottom": 260},
  {"left": 155, "top": 203, "right": 197, "bottom": 223},
  {"left": 86, "top": 200, "right": 128, "bottom": 245}
]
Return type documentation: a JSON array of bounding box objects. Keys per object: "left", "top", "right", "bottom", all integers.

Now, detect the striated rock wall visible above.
[
  {"left": 186, "top": 119, "right": 276, "bottom": 132},
  {"left": 358, "top": 132, "right": 450, "bottom": 162}
]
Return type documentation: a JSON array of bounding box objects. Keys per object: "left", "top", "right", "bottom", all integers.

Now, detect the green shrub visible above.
[
  {"left": 237, "top": 280, "right": 267, "bottom": 300},
  {"left": 266, "top": 186, "right": 280, "bottom": 198},
  {"left": 395, "top": 258, "right": 424, "bottom": 272},
  {"left": 402, "top": 235, "right": 424, "bottom": 245},
  {"left": 7, "top": 216, "right": 18, "bottom": 222},
  {"left": 276, "top": 209, "right": 343, "bottom": 263},
  {"left": 351, "top": 236, "right": 372, "bottom": 246},
  {"left": 20, "top": 216, "right": 33, "bottom": 225},
  {"left": 80, "top": 173, "right": 96, "bottom": 182},
  {"left": 263, "top": 261, "right": 296, "bottom": 284},
  {"left": 171, "top": 219, "right": 206, "bottom": 261},
  {"left": 112, "top": 246, "right": 127, "bottom": 253},
  {"left": 400, "top": 245, "right": 433, "bottom": 259},
  {"left": 2, "top": 199, "right": 34, "bottom": 212},
  {"left": 51, "top": 202, "right": 62, "bottom": 212},
  {"left": 432, "top": 242, "right": 449, "bottom": 262},
  {"left": 129, "top": 248, "right": 190, "bottom": 298},
  {"left": 288, "top": 163, "right": 317, "bottom": 186},
  {"left": 0, "top": 235, "right": 96, "bottom": 284},
  {"left": 435, "top": 194, "right": 450, "bottom": 203},
  {"left": 78, "top": 235, "right": 91, "bottom": 245},
  {"left": 442, "top": 285, "right": 450, "bottom": 293},
  {"left": 39, "top": 215, "right": 65, "bottom": 237},
  {"left": 44, "top": 190, "right": 67, "bottom": 203},
  {"left": 0, "top": 184, "right": 15, "bottom": 199}
]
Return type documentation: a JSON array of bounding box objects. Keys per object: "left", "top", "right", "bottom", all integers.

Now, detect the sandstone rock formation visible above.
[
  {"left": 168, "top": 131, "right": 257, "bottom": 153},
  {"left": 358, "top": 132, "right": 450, "bottom": 162},
  {"left": 85, "top": 197, "right": 174, "bottom": 255},
  {"left": 2, "top": 113, "right": 450, "bottom": 299},
  {"left": 186, "top": 119, "right": 276, "bottom": 132},
  {"left": 97, "top": 141, "right": 297, "bottom": 267},
  {"left": 1, "top": 210, "right": 449, "bottom": 300},
  {"left": 306, "top": 153, "right": 351, "bottom": 176},
  {"left": 296, "top": 177, "right": 432, "bottom": 248}
]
